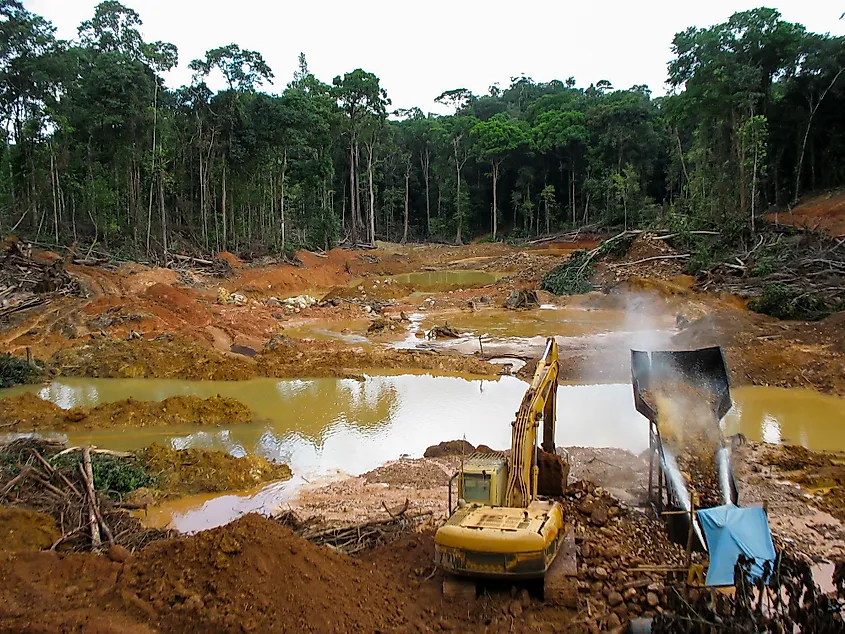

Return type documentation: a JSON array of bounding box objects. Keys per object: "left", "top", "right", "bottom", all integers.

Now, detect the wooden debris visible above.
[
  {"left": 81, "top": 447, "right": 101, "bottom": 549},
  {"left": 275, "top": 508, "right": 432, "bottom": 555}
]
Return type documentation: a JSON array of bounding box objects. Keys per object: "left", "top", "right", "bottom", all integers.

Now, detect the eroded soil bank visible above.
[{"left": 0, "top": 237, "right": 842, "bottom": 395}]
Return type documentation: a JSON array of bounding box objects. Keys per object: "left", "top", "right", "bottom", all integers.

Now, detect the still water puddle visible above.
[
  {"left": 2, "top": 377, "right": 843, "bottom": 532},
  {"left": 723, "top": 386, "right": 845, "bottom": 449}
]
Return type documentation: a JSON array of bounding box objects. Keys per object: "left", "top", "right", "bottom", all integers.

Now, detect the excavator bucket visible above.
[{"left": 631, "top": 347, "right": 731, "bottom": 425}]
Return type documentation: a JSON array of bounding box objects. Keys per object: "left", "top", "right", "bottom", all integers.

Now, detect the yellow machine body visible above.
[{"left": 434, "top": 339, "right": 566, "bottom": 580}]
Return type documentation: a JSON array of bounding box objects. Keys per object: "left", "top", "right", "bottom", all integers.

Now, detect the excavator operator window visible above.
[{"left": 461, "top": 473, "right": 491, "bottom": 503}]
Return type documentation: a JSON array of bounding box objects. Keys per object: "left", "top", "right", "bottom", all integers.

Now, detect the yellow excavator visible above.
[{"left": 434, "top": 338, "right": 573, "bottom": 597}]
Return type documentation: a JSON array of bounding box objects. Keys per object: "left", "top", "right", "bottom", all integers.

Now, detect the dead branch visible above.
[
  {"left": 609, "top": 254, "right": 691, "bottom": 268},
  {"left": 51, "top": 446, "right": 134, "bottom": 461},
  {"left": 382, "top": 498, "right": 409, "bottom": 518},
  {"left": 30, "top": 449, "right": 82, "bottom": 497},
  {"left": 169, "top": 253, "right": 214, "bottom": 266},
  {"left": 0, "top": 465, "right": 31, "bottom": 497},
  {"left": 80, "top": 448, "right": 102, "bottom": 549}
]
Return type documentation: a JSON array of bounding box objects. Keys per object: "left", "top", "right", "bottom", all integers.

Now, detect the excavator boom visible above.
[{"left": 505, "top": 338, "right": 559, "bottom": 508}]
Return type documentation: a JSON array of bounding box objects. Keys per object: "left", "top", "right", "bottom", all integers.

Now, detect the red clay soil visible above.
[
  {"left": 766, "top": 191, "right": 845, "bottom": 238},
  {"left": 0, "top": 514, "right": 413, "bottom": 634}
]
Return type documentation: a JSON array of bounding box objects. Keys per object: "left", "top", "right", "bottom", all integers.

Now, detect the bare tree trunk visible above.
[
  {"left": 199, "top": 127, "right": 207, "bottom": 250},
  {"left": 354, "top": 142, "right": 364, "bottom": 234},
  {"left": 49, "top": 148, "right": 58, "bottom": 243},
  {"left": 280, "top": 148, "right": 287, "bottom": 249},
  {"left": 733, "top": 110, "right": 747, "bottom": 218},
  {"left": 221, "top": 163, "right": 227, "bottom": 250},
  {"left": 491, "top": 160, "right": 498, "bottom": 239},
  {"left": 159, "top": 168, "right": 167, "bottom": 254},
  {"left": 348, "top": 144, "right": 357, "bottom": 244},
  {"left": 453, "top": 135, "right": 465, "bottom": 245},
  {"left": 367, "top": 142, "right": 375, "bottom": 246},
  {"left": 794, "top": 67, "right": 845, "bottom": 205},
  {"left": 421, "top": 148, "right": 431, "bottom": 236},
  {"left": 402, "top": 164, "right": 410, "bottom": 244},
  {"left": 146, "top": 82, "right": 158, "bottom": 256}
]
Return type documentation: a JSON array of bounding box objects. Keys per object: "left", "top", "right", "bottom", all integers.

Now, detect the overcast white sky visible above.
[{"left": 25, "top": 0, "right": 845, "bottom": 113}]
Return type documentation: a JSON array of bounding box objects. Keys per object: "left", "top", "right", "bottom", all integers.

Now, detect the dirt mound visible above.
[
  {"left": 423, "top": 439, "right": 475, "bottom": 458},
  {"left": 0, "top": 507, "right": 60, "bottom": 551},
  {"left": 0, "top": 393, "right": 254, "bottom": 432},
  {"left": 216, "top": 251, "right": 241, "bottom": 266},
  {"left": 140, "top": 283, "right": 210, "bottom": 325},
  {"left": 139, "top": 444, "right": 291, "bottom": 495},
  {"left": 323, "top": 278, "right": 412, "bottom": 303},
  {"left": 0, "top": 550, "right": 140, "bottom": 633},
  {"left": 362, "top": 459, "right": 450, "bottom": 488},
  {"left": 767, "top": 191, "right": 845, "bottom": 237},
  {"left": 0, "top": 392, "right": 63, "bottom": 427},
  {"left": 255, "top": 339, "right": 496, "bottom": 378},
  {"left": 117, "top": 513, "right": 408, "bottom": 633},
  {"left": 50, "top": 336, "right": 255, "bottom": 380},
  {"left": 87, "top": 395, "right": 252, "bottom": 429}
]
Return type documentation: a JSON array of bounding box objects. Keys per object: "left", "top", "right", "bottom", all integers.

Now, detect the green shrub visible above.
[
  {"left": 748, "top": 283, "right": 827, "bottom": 321},
  {"left": 53, "top": 454, "right": 154, "bottom": 496},
  {"left": 750, "top": 255, "right": 777, "bottom": 277},
  {"left": 0, "top": 355, "right": 40, "bottom": 388}
]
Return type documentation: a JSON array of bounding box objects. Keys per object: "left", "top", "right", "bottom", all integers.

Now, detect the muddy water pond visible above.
[{"left": 2, "top": 377, "right": 843, "bottom": 531}]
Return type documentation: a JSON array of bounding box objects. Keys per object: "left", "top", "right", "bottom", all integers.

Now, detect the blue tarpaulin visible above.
[{"left": 697, "top": 504, "right": 776, "bottom": 587}]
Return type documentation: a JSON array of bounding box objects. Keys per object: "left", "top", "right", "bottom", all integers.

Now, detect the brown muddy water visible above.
[{"left": 2, "top": 377, "right": 842, "bottom": 532}]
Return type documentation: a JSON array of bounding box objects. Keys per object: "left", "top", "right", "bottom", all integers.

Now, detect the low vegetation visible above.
[{"left": 0, "top": 355, "right": 42, "bottom": 388}]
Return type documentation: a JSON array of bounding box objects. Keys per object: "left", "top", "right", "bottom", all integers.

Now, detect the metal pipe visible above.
[{"left": 448, "top": 471, "right": 459, "bottom": 515}]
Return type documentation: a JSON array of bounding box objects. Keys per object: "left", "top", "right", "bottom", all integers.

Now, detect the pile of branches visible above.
[
  {"left": 0, "top": 438, "right": 171, "bottom": 552},
  {"left": 275, "top": 501, "right": 432, "bottom": 555},
  {"left": 697, "top": 229, "right": 845, "bottom": 320},
  {"left": 0, "top": 241, "right": 82, "bottom": 319},
  {"left": 653, "top": 554, "right": 845, "bottom": 633},
  {"left": 540, "top": 231, "right": 641, "bottom": 295}
]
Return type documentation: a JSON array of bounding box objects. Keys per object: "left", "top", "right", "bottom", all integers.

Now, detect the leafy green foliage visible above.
[
  {"left": 53, "top": 453, "right": 153, "bottom": 496},
  {"left": 0, "top": 3, "right": 843, "bottom": 254},
  {"left": 748, "top": 283, "right": 827, "bottom": 321},
  {"left": 0, "top": 355, "right": 40, "bottom": 388},
  {"left": 540, "top": 250, "right": 596, "bottom": 295}
]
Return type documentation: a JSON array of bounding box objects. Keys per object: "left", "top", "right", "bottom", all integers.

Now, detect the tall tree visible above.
[{"left": 471, "top": 114, "right": 527, "bottom": 238}]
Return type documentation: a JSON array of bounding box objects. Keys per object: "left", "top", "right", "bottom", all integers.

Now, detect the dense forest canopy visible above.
[{"left": 0, "top": 1, "right": 843, "bottom": 256}]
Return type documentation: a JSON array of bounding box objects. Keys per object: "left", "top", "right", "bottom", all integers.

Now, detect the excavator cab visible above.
[{"left": 453, "top": 453, "right": 509, "bottom": 508}]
